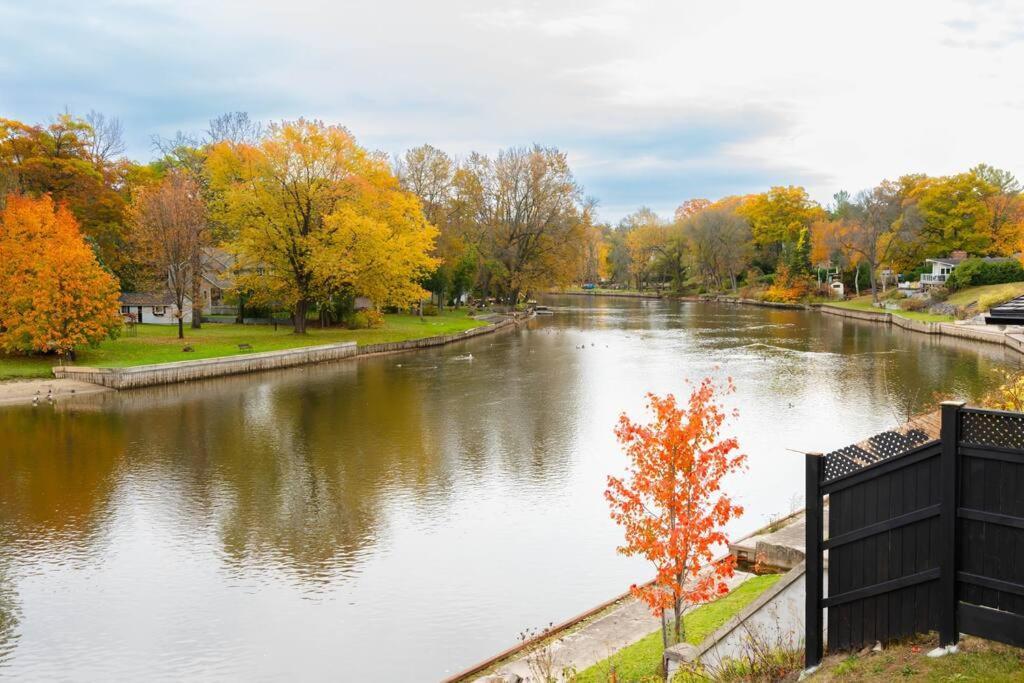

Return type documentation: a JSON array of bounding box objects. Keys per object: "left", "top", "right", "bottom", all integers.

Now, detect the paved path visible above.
[
  {"left": 0, "top": 378, "right": 110, "bottom": 406},
  {"left": 478, "top": 572, "right": 753, "bottom": 682}
]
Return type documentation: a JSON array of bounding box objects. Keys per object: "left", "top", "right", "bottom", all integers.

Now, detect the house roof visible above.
[
  {"left": 926, "top": 255, "right": 1012, "bottom": 266},
  {"left": 120, "top": 291, "right": 186, "bottom": 306}
]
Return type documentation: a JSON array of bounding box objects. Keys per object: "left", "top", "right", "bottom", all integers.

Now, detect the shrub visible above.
[
  {"left": 928, "top": 286, "right": 950, "bottom": 302},
  {"left": 422, "top": 303, "right": 439, "bottom": 316},
  {"left": 761, "top": 264, "right": 810, "bottom": 302},
  {"left": 946, "top": 258, "right": 1024, "bottom": 290},
  {"left": 901, "top": 298, "right": 929, "bottom": 312},
  {"left": 347, "top": 309, "right": 384, "bottom": 329}
]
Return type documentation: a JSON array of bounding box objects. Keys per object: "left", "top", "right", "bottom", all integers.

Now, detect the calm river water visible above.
[{"left": 1, "top": 296, "right": 1020, "bottom": 681}]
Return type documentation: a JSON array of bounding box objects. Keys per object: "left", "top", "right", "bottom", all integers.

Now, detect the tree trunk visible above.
[
  {"left": 660, "top": 608, "right": 668, "bottom": 650},
  {"left": 177, "top": 315, "right": 184, "bottom": 340},
  {"left": 236, "top": 293, "right": 245, "bottom": 325},
  {"left": 869, "top": 264, "right": 879, "bottom": 304},
  {"left": 855, "top": 263, "right": 861, "bottom": 297},
  {"left": 294, "top": 299, "right": 309, "bottom": 334},
  {"left": 191, "top": 268, "right": 202, "bottom": 329}
]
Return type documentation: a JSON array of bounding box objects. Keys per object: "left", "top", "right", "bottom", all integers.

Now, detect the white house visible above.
[
  {"left": 905, "top": 250, "right": 1013, "bottom": 288},
  {"left": 120, "top": 292, "right": 192, "bottom": 325}
]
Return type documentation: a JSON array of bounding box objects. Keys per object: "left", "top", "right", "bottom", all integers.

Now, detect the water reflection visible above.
[{"left": 0, "top": 297, "right": 1019, "bottom": 680}]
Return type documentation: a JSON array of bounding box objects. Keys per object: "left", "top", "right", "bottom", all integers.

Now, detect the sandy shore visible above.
[{"left": 0, "top": 378, "right": 112, "bottom": 406}]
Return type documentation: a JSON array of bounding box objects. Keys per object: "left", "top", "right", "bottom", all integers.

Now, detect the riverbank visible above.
[
  {"left": 552, "top": 289, "right": 1024, "bottom": 359},
  {"left": 0, "top": 310, "right": 489, "bottom": 381},
  {"left": 0, "top": 313, "right": 525, "bottom": 400},
  {"left": 0, "top": 378, "right": 112, "bottom": 406}
]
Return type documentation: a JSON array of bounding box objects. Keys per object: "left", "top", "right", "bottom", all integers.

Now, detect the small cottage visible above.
[{"left": 120, "top": 292, "right": 192, "bottom": 325}]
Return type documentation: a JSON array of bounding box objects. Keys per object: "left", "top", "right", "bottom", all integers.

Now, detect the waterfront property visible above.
[
  {"left": 2, "top": 296, "right": 1023, "bottom": 680},
  {"left": 0, "top": 310, "right": 487, "bottom": 380}
]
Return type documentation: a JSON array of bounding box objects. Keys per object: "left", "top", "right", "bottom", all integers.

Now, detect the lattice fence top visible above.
[
  {"left": 823, "top": 411, "right": 941, "bottom": 482},
  {"left": 960, "top": 409, "right": 1024, "bottom": 451}
]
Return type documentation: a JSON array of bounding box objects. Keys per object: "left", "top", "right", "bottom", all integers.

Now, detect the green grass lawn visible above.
[
  {"left": 945, "top": 281, "right": 1024, "bottom": 309},
  {"left": 0, "top": 310, "right": 487, "bottom": 381},
  {"left": 825, "top": 299, "right": 954, "bottom": 323},
  {"left": 810, "top": 633, "right": 1024, "bottom": 682},
  {"left": 573, "top": 574, "right": 782, "bottom": 683}
]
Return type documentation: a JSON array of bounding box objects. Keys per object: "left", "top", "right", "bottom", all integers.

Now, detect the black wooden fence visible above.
[{"left": 805, "top": 402, "right": 1024, "bottom": 667}]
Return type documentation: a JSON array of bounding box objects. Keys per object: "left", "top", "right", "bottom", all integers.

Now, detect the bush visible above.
[
  {"left": 946, "top": 258, "right": 1024, "bottom": 290},
  {"left": 901, "top": 298, "right": 929, "bottom": 312},
  {"left": 928, "top": 286, "right": 950, "bottom": 302},
  {"left": 422, "top": 303, "right": 439, "bottom": 316},
  {"left": 347, "top": 309, "right": 384, "bottom": 329}
]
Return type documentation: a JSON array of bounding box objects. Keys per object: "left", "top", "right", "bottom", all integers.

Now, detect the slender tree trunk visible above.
[
  {"left": 869, "top": 263, "right": 879, "bottom": 304},
  {"left": 660, "top": 608, "right": 668, "bottom": 650},
  {"left": 177, "top": 315, "right": 184, "bottom": 340},
  {"left": 294, "top": 299, "right": 309, "bottom": 334},
  {"left": 191, "top": 261, "right": 202, "bottom": 329}
]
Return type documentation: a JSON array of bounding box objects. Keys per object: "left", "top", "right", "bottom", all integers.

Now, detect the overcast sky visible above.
[{"left": 2, "top": 0, "right": 1023, "bottom": 221}]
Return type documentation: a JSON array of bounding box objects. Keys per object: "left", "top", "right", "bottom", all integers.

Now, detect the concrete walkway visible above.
[
  {"left": 0, "top": 378, "right": 111, "bottom": 406},
  {"left": 477, "top": 572, "right": 753, "bottom": 682}
]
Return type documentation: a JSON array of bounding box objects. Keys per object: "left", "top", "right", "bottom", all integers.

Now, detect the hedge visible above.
[{"left": 946, "top": 258, "right": 1024, "bottom": 290}]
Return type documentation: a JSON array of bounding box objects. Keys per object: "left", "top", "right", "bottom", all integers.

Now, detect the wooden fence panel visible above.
[
  {"left": 955, "top": 408, "right": 1024, "bottom": 647},
  {"left": 806, "top": 405, "right": 1024, "bottom": 667}
]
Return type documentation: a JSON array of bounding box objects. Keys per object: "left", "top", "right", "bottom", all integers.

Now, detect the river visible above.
[{"left": 0, "top": 296, "right": 1019, "bottom": 681}]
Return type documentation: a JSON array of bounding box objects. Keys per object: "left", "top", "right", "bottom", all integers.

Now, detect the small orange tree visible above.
[
  {"left": 607, "top": 377, "right": 746, "bottom": 647},
  {"left": 0, "top": 194, "right": 121, "bottom": 359}
]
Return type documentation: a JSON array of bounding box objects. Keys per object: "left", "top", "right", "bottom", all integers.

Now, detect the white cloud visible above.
[{"left": 1, "top": 0, "right": 1022, "bottom": 220}]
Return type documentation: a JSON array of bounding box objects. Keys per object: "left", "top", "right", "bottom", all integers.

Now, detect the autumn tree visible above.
[
  {"left": 0, "top": 194, "right": 121, "bottom": 359},
  {"left": 209, "top": 119, "right": 436, "bottom": 332},
  {"left": 674, "top": 198, "right": 711, "bottom": 222},
  {"left": 396, "top": 144, "right": 464, "bottom": 307},
  {"left": 622, "top": 208, "right": 669, "bottom": 291},
  {"left": 683, "top": 206, "right": 752, "bottom": 292},
  {"left": 738, "top": 186, "right": 825, "bottom": 269},
  {"left": 837, "top": 181, "right": 908, "bottom": 302},
  {"left": 0, "top": 114, "right": 138, "bottom": 287},
  {"left": 454, "top": 145, "right": 585, "bottom": 303},
  {"left": 607, "top": 377, "right": 746, "bottom": 647},
  {"left": 130, "top": 170, "right": 208, "bottom": 339},
  {"left": 906, "top": 172, "right": 993, "bottom": 257},
  {"left": 971, "top": 164, "right": 1024, "bottom": 255}
]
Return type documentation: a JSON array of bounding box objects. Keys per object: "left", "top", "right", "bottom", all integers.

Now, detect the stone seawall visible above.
[
  {"left": 53, "top": 316, "right": 521, "bottom": 390},
  {"left": 818, "top": 304, "right": 1024, "bottom": 355}
]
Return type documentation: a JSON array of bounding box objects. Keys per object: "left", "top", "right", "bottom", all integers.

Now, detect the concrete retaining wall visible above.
[
  {"left": 665, "top": 563, "right": 828, "bottom": 677},
  {"left": 53, "top": 342, "right": 360, "bottom": 389},
  {"left": 54, "top": 316, "right": 521, "bottom": 390},
  {"left": 819, "top": 304, "right": 1024, "bottom": 355}
]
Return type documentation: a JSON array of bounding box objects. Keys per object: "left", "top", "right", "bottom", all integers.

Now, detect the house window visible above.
[
  {"left": 152, "top": 306, "right": 166, "bottom": 316},
  {"left": 121, "top": 305, "right": 131, "bottom": 314}
]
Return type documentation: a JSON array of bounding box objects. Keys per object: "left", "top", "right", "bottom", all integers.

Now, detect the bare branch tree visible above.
[
  {"left": 205, "top": 112, "right": 263, "bottom": 145},
  {"left": 84, "top": 110, "right": 126, "bottom": 165},
  {"left": 130, "top": 170, "right": 209, "bottom": 340}
]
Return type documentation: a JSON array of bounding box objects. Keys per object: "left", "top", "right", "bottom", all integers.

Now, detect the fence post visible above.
[
  {"left": 939, "top": 401, "right": 964, "bottom": 647},
  {"left": 805, "top": 451, "right": 824, "bottom": 668}
]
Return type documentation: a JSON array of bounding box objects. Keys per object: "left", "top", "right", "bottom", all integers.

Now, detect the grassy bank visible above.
[
  {"left": 825, "top": 298, "right": 954, "bottom": 323},
  {"left": 574, "top": 574, "right": 781, "bottom": 683},
  {"left": 945, "top": 281, "right": 1024, "bottom": 309},
  {"left": 0, "top": 310, "right": 488, "bottom": 381},
  {"left": 808, "top": 633, "right": 1024, "bottom": 681}
]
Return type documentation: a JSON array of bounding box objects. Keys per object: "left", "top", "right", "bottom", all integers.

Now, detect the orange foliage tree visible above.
[
  {"left": 0, "top": 194, "right": 121, "bottom": 359},
  {"left": 607, "top": 377, "right": 746, "bottom": 647}
]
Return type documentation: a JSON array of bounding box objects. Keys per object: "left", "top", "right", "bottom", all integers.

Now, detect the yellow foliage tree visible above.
[
  {"left": 0, "top": 194, "right": 121, "bottom": 359},
  {"left": 207, "top": 119, "right": 437, "bottom": 333}
]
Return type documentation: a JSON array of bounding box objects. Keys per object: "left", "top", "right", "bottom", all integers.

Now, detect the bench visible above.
[{"left": 237, "top": 343, "right": 253, "bottom": 351}]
